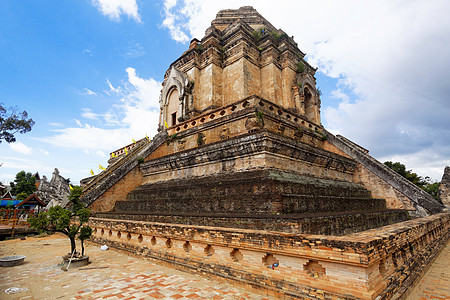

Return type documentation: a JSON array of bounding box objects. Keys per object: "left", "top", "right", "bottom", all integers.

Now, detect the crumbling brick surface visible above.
[{"left": 89, "top": 213, "right": 449, "bottom": 299}]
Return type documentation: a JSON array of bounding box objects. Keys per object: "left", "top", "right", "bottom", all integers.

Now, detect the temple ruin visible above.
[{"left": 81, "top": 7, "right": 448, "bottom": 299}]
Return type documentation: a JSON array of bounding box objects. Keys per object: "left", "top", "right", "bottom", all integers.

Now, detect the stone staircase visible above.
[
  {"left": 324, "top": 130, "right": 444, "bottom": 216},
  {"left": 81, "top": 132, "right": 167, "bottom": 207}
]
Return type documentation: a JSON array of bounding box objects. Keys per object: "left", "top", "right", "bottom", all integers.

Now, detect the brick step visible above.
[
  {"left": 121, "top": 169, "right": 381, "bottom": 214},
  {"left": 94, "top": 209, "right": 409, "bottom": 236}
]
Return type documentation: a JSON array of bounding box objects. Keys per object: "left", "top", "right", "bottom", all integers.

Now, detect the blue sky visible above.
[{"left": 1, "top": 0, "right": 450, "bottom": 185}]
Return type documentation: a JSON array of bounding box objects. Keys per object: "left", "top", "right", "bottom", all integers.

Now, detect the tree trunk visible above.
[
  {"left": 81, "top": 240, "right": 85, "bottom": 256},
  {"left": 69, "top": 236, "right": 76, "bottom": 254}
]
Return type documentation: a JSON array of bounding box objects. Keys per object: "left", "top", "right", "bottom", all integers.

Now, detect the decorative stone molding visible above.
[{"left": 159, "top": 67, "right": 193, "bottom": 131}]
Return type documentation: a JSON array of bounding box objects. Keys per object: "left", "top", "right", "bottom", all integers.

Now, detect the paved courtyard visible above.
[
  {"left": 1, "top": 233, "right": 449, "bottom": 299},
  {"left": 0, "top": 234, "right": 269, "bottom": 300},
  {"left": 406, "top": 239, "right": 450, "bottom": 300}
]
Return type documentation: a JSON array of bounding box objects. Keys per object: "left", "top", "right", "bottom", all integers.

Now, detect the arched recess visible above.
[
  {"left": 158, "top": 67, "right": 193, "bottom": 131},
  {"left": 304, "top": 86, "right": 314, "bottom": 121},
  {"left": 303, "top": 84, "right": 320, "bottom": 125},
  {"left": 166, "top": 88, "right": 180, "bottom": 127}
]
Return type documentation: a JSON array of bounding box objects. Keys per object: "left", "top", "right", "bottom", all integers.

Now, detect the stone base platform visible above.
[
  {"left": 89, "top": 213, "right": 450, "bottom": 299},
  {"left": 106, "top": 169, "right": 410, "bottom": 235},
  {"left": 95, "top": 209, "right": 408, "bottom": 236}
]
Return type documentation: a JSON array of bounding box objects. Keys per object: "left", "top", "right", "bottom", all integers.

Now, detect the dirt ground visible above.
[{"left": 0, "top": 233, "right": 269, "bottom": 300}]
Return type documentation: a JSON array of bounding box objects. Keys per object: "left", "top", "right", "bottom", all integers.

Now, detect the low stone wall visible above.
[{"left": 89, "top": 213, "right": 449, "bottom": 299}]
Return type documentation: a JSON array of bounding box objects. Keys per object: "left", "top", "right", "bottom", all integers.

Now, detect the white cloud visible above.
[
  {"left": 39, "top": 149, "right": 50, "bottom": 156},
  {"left": 40, "top": 68, "right": 161, "bottom": 155},
  {"left": 96, "top": 151, "right": 106, "bottom": 157},
  {"left": 82, "top": 49, "right": 93, "bottom": 56},
  {"left": 161, "top": 0, "right": 450, "bottom": 178},
  {"left": 81, "top": 108, "right": 99, "bottom": 120},
  {"left": 92, "top": 0, "right": 141, "bottom": 22},
  {"left": 81, "top": 88, "right": 97, "bottom": 96},
  {"left": 330, "top": 89, "right": 350, "bottom": 103},
  {"left": 380, "top": 149, "right": 450, "bottom": 182},
  {"left": 0, "top": 156, "right": 55, "bottom": 181},
  {"left": 49, "top": 122, "right": 64, "bottom": 127},
  {"left": 122, "top": 41, "right": 146, "bottom": 59},
  {"left": 9, "top": 142, "right": 32, "bottom": 155},
  {"left": 74, "top": 119, "right": 83, "bottom": 127},
  {"left": 106, "top": 78, "right": 121, "bottom": 95},
  {"left": 160, "top": 0, "right": 192, "bottom": 43}
]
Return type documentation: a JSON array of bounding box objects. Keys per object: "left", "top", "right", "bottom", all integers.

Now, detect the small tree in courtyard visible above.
[{"left": 29, "top": 186, "right": 92, "bottom": 256}]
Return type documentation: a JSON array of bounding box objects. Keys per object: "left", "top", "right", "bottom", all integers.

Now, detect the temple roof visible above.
[{"left": 15, "top": 193, "right": 46, "bottom": 208}]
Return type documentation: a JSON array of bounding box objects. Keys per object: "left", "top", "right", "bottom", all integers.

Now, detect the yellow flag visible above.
[
  {"left": 145, "top": 134, "right": 149, "bottom": 140},
  {"left": 99, "top": 164, "right": 105, "bottom": 170},
  {"left": 69, "top": 185, "right": 74, "bottom": 191},
  {"left": 132, "top": 138, "right": 136, "bottom": 144},
  {"left": 164, "top": 120, "right": 169, "bottom": 128},
  {"left": 124, "top": 148, "right": 128, "bottom": 155},
  {"left": 90, "top": 169, "right": 94, "bottom": 175}
]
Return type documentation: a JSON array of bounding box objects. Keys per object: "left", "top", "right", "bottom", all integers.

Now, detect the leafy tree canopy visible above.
[
  {"left": 10, "top": 170, "right": 36, "bottom": 197},
  {"left": 29, "top": 185, "right": 92, "bottom": 256},
  {"left": 384, "top": 161, "right": 440, "bottom": 201},
  {"left": 0, "top": 104, "right": 35, "bottom": 143}
]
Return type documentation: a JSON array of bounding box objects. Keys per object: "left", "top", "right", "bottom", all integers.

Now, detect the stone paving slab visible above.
[
  {"left": 0, "top": 234, "right": 270, "bottom": 300},
  {"left": 406, "top": 239, "right": 450, "bottom": 300}
]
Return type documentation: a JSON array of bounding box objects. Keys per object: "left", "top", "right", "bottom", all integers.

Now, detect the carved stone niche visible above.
[
  {"left": 245, "top": 115, "right": 264, "bottom": 133},
  {"left": 158, "top": 67, "right": 194, "bottom": 132},
  {"left": 219, "top": 127, "right": 230, "bottom": 140}
]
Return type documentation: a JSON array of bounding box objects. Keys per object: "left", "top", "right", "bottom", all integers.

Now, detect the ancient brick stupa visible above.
[{"left": 81, "top": 7, "right": 448, "bottom": 299}]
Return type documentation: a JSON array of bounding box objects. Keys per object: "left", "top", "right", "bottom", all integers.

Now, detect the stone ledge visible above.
[{"left": 95, "top": 209, "right": 408, "bottom": 236}]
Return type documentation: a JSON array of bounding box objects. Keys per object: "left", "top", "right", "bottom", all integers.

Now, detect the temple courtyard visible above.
[{"left": 0, "top": 233, "right": 448, "bottom": 299}]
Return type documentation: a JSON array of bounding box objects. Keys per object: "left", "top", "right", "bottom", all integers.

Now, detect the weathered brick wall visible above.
[
  {"left": 355, "top": 164, "right": 416, "bottom": 211},
  {"left": 141, "top": 130, "right": 357, "bottom": 185},
  {"left": 88, "top": 167, "right": 143, "bottom": 212},
  {"left": 89, "top": 213, "right": 449, "bottom": 299},
  {"left": 167, "top": 7, "right": 320, "bottom": 124}
]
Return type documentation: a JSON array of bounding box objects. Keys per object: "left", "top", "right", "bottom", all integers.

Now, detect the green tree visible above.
[
  {"left": 28, "top": 186, "right": 92, "bottom": 255},
  {"left": 422, "top": 177, "right": 440, "bottom": 201},
  {"left": 10, "top": 171, "right": 36, "bottom": 197},
  {"left": 0, "top": 104, "right": 35, "bottom": 143},
  {"left": 384, "top": 161, "right": 440, "bottom": 200},
  {"left": 16, "top": 191, "right": 29, "bottom": 200}
]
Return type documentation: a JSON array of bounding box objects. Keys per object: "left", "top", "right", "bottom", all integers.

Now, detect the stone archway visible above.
[
  {"left": 158, "top": 67, "right": 193, "bottom": 131},
  {"left": 166, "top": 88, "right": 180, "bottom": 127}
]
